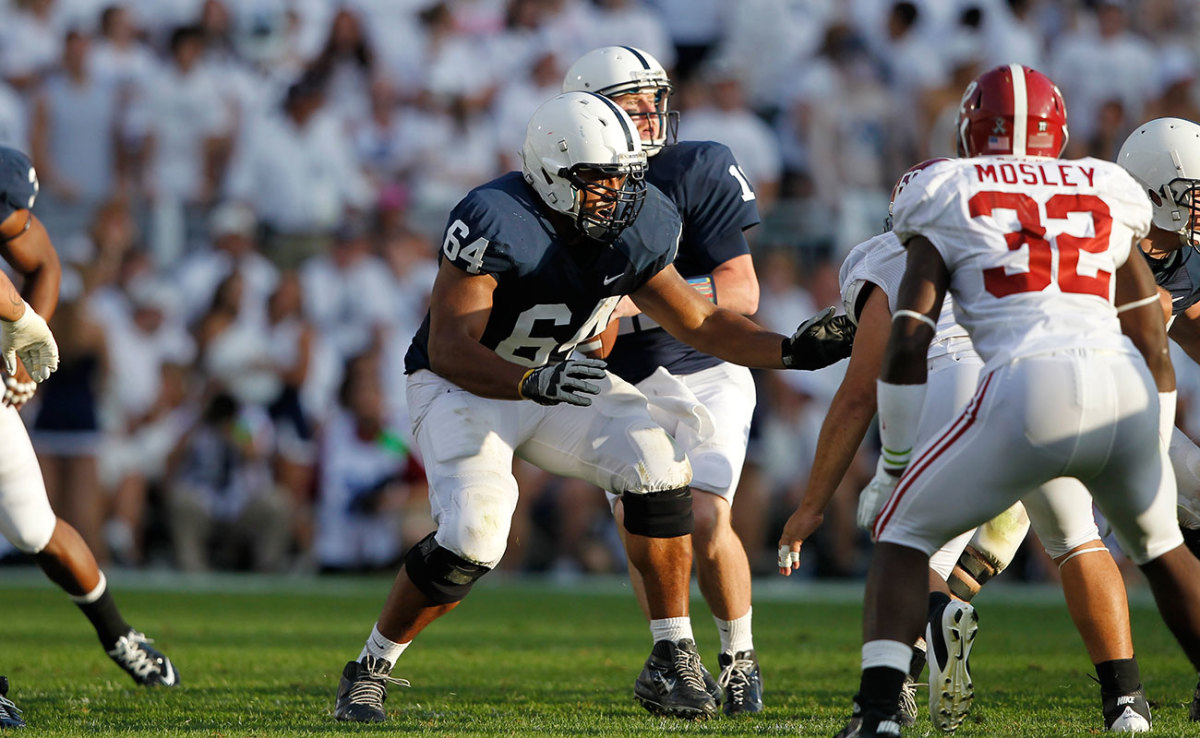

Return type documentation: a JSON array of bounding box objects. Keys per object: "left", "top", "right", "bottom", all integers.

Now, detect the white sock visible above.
[
  {"left": 69, "top": 571, "right": 107, "bottom": 604},
  {"left": 714, "top": 608, "right": 754, "bottom": 655},
  {"left": 862, "top": 639, "right": 913, "bottom": 672},
  {"left": 650, "top": 617, "right": 694, "bottom": 644},
  {"left": 358, "top": 624, "right": 409, "bottom": 666}
]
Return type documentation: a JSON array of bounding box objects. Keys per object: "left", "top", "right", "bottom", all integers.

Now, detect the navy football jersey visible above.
[
  {"left": 405, "top": 172, "right": 682, "bottom": 373},
  {"left": 1144, "top": 246, "right": 1200, "bottom": 316},
  {"left": 604, "top": 140, "right": 761, "bottom": 384}
]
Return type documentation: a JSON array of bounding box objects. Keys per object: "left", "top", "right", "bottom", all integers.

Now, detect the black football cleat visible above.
[
  {"left": 1190, "top": 675, "right": 1200, "bottom": 722},
  {"left": 0, "top": 677, "right": 25, "bottom": 729},
  {"left": 106, "top": 630, "right": 178, "bottom": 687},
  {"left": 1102, "top": 686, "right": 1151, "bottom": 733},
  {"left": 717, "top": 649, "right": 763, "bottom": 715},
  {"left": 334, "top": 655, "right": 409, "bottom": 723},
  {"left": 834, "top": 701, "right": 902, "bottom": 738},
  {"left": 634, "top": 639, "right": 718, "bottom": 720}
]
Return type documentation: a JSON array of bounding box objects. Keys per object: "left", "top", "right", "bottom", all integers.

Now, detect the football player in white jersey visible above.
[
  {"left": 0, "top": 148, "right": 177, "bottom": 728},
  {"left": 782, "top": 64, "right": 1200, "bottom": 738},
  {"left": 779, "top": 156, "right": 1153, "bottom": 733}
]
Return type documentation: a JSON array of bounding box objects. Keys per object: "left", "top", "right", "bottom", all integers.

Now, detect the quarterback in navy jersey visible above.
[
  {"left": 1120, "top": 120, "right": 1200, "bottom": 611},
  {"left": 563, "top": 46, "right": 768, "bottom": 716},
  {"left": 333, "top": 92, "right": 854, "bottom": 725}
]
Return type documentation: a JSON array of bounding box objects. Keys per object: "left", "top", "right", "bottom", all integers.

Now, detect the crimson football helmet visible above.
[
  {"left": 956, "top": 64, "right": 1068, "bottom": 158},
  {"left": 885, "top": 157, "right": 951, "bottom": 231}
]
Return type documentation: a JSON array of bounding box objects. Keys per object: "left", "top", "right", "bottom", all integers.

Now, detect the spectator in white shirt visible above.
[
  {"left": 135, "top": 25, "right": 231, "bottom": 207},
  {"left": 307, "top": 6, "right": 377, "bottom": 124},
  {"left": 1051, "top": 0, "right": 1157, "bottom": 147},
  {"left": 90, "top": 4, "right": 157, "bottom": 95},
  {"left": 31, "top": 29, "right": 120, "bottom": 243},
  {"left": 2, "top": 0, "right": 64, "bottom": 91},
  {"left": 584, "top": 0, "right": 675, "bottom": 72},
  {"left": 678, "top": 61, "right": 782, "bottom": 208},
  {"left": 174, "top": 201, "right": 279, "bottom": 327},
  {"left": 299, "top": 219, "right": 395, "bottom": 363},
  {"left": 224, "top": 71, "right": 374, "bottom": 268}
]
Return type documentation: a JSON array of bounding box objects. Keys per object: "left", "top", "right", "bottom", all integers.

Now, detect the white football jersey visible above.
[
  {"left": 891, "top": 156, "right": 1152, "bottom": 368},
  {"left": 839, "top": 231, "right": 971, "bottom": 361}
]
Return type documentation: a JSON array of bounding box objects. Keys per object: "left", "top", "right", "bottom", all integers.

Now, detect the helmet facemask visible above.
[
  {"left": 1156, "top": 176, "right": 1200, "bottom": 251},
  {"left": 608, "top": 80, "right": 678, "bottom": 156},
  {"left": 565, "top": 160, "right": 646, "bottom": 243}
]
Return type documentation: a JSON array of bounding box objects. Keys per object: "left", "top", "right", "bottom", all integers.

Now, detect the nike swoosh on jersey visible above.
[{"left": 603, "top": 274, "right": 622, "bottom": 285}]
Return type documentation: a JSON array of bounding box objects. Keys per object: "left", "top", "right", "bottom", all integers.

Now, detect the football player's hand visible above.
[
  {"left": 3, "top": 360, "right": 37, "bottom": 409},
  {"left": 519, "top": 358, "right": 607, "bottom": 407},
  {"left": 857, "top": 462, "right": 900, "bottom": 538},
  {"left": 781, "top": 306, "right": 856, "bottom": 370},
  {"left": 777, "top": 506, "right": 823, "bottom": 576},
  {"left": 2, "top": 304, "right": 58, "bottom": 382}
]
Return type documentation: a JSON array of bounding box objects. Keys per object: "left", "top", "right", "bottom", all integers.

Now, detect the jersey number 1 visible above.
[{"left": 969, "top": 191, "right": 1111, "bottom": 299}]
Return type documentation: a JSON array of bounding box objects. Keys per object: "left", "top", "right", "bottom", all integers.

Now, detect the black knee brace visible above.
[
  {"left": 622, "top": 486, "right": 694, "bottom": 538},
  {"left": 403, "top": 532, "right": 492, "bottom": 604}
]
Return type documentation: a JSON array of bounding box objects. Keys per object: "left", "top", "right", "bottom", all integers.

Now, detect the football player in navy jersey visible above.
[
  {"left": 1119, "top": 117, "right": 1200, "bottom": 721},
  {"left": 562, "top": 46, "right": 766, "bottom": 716},
  {"left": 333, "top": 91, "right": 854, "bottom": 724},
  {"left": 0, "top": 148, "right": 177, "bottom": 728}
]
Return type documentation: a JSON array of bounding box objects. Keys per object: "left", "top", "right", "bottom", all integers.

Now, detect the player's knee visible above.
[
  {"left": 403, "top": 532, "right": 492, "bottom": 604},
  {"left": 622, "top": 486, "right": 694, "bottom": 538},
  {"left": 689, "top": 491, "right": 726, "bottom": 551},
  {"left": 2, "top": 516, "right": 54, "bottom": 554},
  {"left": 947, "top": 545, "right": 999, "bottom": 601}
]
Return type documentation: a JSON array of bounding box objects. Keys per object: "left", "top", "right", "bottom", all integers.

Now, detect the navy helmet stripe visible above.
[
  {"left": 588, "top": 92, "right": 637, "bottom": 153},
  {"left": 621, "top": 46, "right": 650, "bottom": 70}
]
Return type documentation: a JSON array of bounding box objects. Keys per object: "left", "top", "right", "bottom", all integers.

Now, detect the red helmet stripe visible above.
[{"left": 1009, "top": 63, "right": 1027, "bottom": 156}]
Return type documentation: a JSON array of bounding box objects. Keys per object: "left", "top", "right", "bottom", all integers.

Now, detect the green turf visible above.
[{"left": 1, "top": 571, "right": 1196, "bottom": 736}]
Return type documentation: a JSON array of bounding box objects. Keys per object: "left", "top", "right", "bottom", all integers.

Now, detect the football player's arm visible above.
[
  {"left": 426, "top": 260, "right": 526, "bottom": 399},
  {"left": 0, "top": 212, "right": 60, "bottom": 322},
  {"left": 1116, "top": 248, "right": 1175, "bottom": 393},
  {"left": 631, "top": 263, "right": 786, "bottom": 369},
  {"left": 875, "top": 235, "right": 947, "bottom": 477},
  {"left": 709, "top": 252, "right": 759, "bottom": 315},
  {"left": 778, "top": 287, "right": 890, "bottom": 573}
]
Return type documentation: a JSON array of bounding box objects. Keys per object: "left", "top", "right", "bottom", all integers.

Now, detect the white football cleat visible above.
[{"left": 926, "top": 600, "right": 978, "bottom": 733}]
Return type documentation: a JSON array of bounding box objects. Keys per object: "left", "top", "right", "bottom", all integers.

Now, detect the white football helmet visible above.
[
  {"left": 1118, "top": 117, "right": 1200, "bottom": 250},
  {"left": 521, "top": 91, "right": 647, "bottom": 243},
  {"left": 562, "top": 46, "right": 676, "bottom": 156}
]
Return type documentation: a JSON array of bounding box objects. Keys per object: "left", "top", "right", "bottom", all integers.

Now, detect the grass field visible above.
[{"left": 2, "top": 569, "right": 1197, "bottom": 736}]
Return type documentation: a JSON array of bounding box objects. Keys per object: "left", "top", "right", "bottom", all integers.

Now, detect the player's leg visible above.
[
  {"left": 0, "top": 405, "right": 176, "bottom": 688},
  {"left": 336, "top": 371, "right": 521, "bottom": 723},
  {"left": 1079, "top": 355, "right": 1200, "bottom": 718},
  {"left": 653, "top": 364, "right": 761, "bottom": 715},
  {"left": 843, "top": 363, "right": 1063, "bottom": 736},
  {"left": 1024, "top": 477, "right": 1149, "bottom": 732},
  {"left": 1168, "top": 426, "right": 1200, "bottom": 558},
  {"left": 522, "top": 372, "right": 715, "bottom": 719}
]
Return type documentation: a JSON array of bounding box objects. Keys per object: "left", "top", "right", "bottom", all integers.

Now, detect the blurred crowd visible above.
[{"left": 1, "top": 0, "right": 1199, "bottom": 580}]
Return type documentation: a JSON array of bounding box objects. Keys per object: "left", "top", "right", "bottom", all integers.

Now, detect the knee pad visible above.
[
  {"left": 403, "top": 532, "right": 492, "bottom": 605},
  {"left": 622, "top": 486, "right": 694, "bottom": 538}
]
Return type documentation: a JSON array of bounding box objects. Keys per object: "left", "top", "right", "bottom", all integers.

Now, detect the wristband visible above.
[
  {"left": 876, "top": 380, "right": 927, "bottom": 473},
  {"left": 1160, "top": 390, "right": 1178, "bottom": 447},
  {"left": 687, "top": 275, "right": 716, "bottom": 304},
  {"left": 517, "top": 367, "right": 537, "bottom": 400}
]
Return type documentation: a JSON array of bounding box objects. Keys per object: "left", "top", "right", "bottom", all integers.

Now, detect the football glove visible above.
[
  {"left": 518, "top": 358, "right": 607, "bottom": 407},
  {"left": 856, "top": 460, "right": 899, "bottom": 537},
  {"left": 782, "top": 306, "right": 856, "bottom": 370},
  {"left": 2, "top": 303, "right": 58, "bottom": 382}
]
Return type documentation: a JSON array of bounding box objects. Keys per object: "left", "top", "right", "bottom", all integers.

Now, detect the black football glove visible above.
[
  {"left": 781, "top": 306, "right": 856, "bottom": 370},
  {"left": 519, "top": 358, "right": 607, "bottom": 406}
]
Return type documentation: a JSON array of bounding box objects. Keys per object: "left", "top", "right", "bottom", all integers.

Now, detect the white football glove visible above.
[
  {"left": 856, "top": 461, "right": 900, "bottom": 537},
  {"left": 2, "top": 303, "right": 59, "bottom": 382}
]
